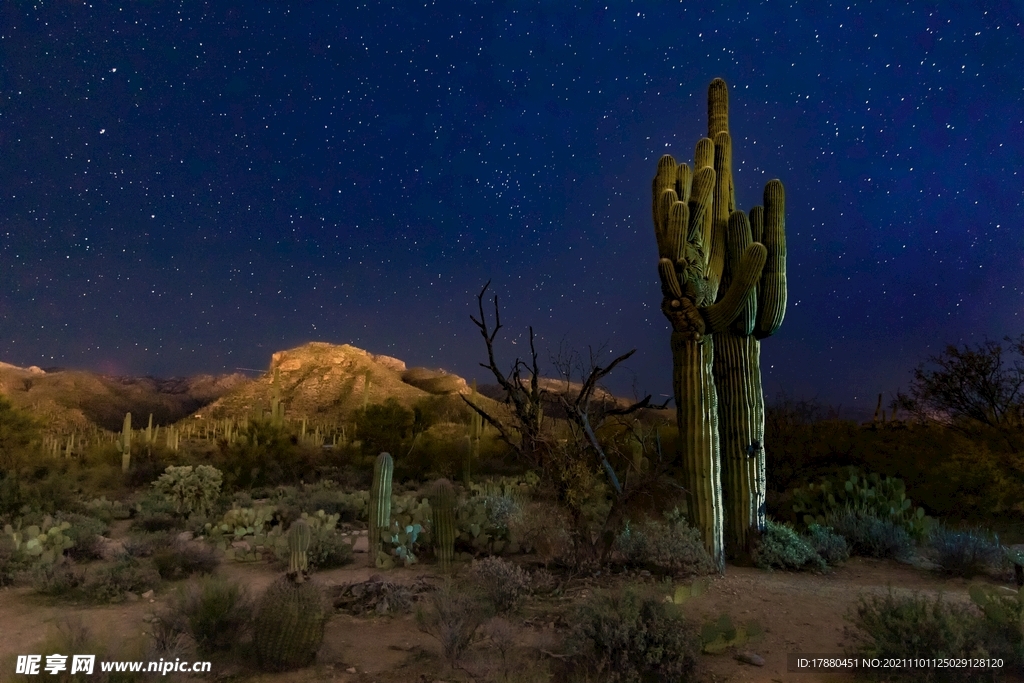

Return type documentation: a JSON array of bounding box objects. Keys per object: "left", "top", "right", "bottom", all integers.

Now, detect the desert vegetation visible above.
[{"left": 0, "top": 330, "right": 1023, "bottom": 681}]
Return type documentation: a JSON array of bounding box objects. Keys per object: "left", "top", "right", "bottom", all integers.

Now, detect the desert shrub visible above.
[
  {"left": 845, "top": 590, "right": 990, "bottom": 682},
  {"left": 82, "top": 554, "right": 159, "bottom": 603},
  {"left": 307, "top": 528, "right": 354, "bottom": 570},
  {"left": 827, "top": 508, "right": 915, "bottom": 560},
  {"left": 615, "top": 508, "right": 716, "bottom": 575},
  {"left": 806, "top": 523, "right": 850, "bottom": 566},
  {"left": 152, "top": 541, "right": 220, "bottom": 581},
  {"left": 509, "top": 501, "right": 573, "bottom": 568},
  {"left": 161, "top": 576, "right": 252, "bottom": 655},
  {"left": 752, "top": 519, "right": 827, "bottom": 572},
  {"left": 275, "top": 486, "right": 359, "bottom": 526},
  {"left": 214, "top": 419, "right": 323, "bottom": 490},
  {"left": 469, "top": 556, "right": 530, "bottom": 613},
  {"left": 59, "top": 513, "right": 109, "bottom": 562},
  {"left": 929, "top": 524, "right": 1004, "bottom": 578},
  {"left": 133, "top": 492, "right": 180, "bottom": 532},
  {"left": 416, "top": 578, "right": 490, "bottom": 667},
  {"left": 969, "top": 584, "right": 1024, "bottom": 667},
  {"left": 354, "top": 398, "right": 415, "bottom": 455},
  {"left": 562, "top": 583, "right": 701, "bottom": 683},
  {"left": 122, "top": 532, "right": 167, "bottom": 558},
  {"left": 529, "top": 567, "right": 558, "bottom": 595},
  {"left": 31, "top": 560, "right": 86, "bottom": 597},
  {"left": 0, "top": 533, "right": 23, "bottom": 585},
  {"left": 152, "top": 465, "right": 223, "bottom": 518}
]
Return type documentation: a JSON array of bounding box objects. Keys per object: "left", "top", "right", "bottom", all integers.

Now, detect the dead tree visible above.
[{"left": 463, "top": 281, "right": 552, "bottom": 473}]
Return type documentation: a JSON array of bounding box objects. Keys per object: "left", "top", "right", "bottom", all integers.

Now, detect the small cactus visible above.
[
  {"left": 115, "top": 412, "right": 132, "bottom": 472},
  {"left": 431, "top": 479, "right": 456, "bottom": 572},
  {"left": 369, "top": 452, "right": 394, "bottom": 567},
  {"left": 288, "top": 519, "right": 311, "bottom": 580}
]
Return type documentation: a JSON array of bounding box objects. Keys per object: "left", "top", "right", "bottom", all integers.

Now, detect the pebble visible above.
[
  {"left": 346, "top": 667, "right": 356, "bottom": 673},
  {"left": 736, "top": 651, "right": 765, "bottom": 667}
]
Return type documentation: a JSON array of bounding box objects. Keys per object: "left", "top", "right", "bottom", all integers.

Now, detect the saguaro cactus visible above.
[
  {"left": 368, "top": 452, "right": 394, "bottom": 567},
  {"left": 287, "top": 518, "right": 312, "bottom": 581},
  {"left": 430, "top": 478, "right": 456, "bottom": 572},
  {"left": 652, "top": 78, "right": 782, "bottom": 571},
  {"left": 116, "top": 412, "right": 132, "bottom": 472}
]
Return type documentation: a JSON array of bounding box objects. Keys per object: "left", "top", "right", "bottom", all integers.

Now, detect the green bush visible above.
[
  {"left": 614, "top": 508, "right": 716, "bottom": 576},
  {"left": 562, "top": 583, "right": 701, "bottom": 683},
  {"left": 929, "top": 525, "right": 1004, "bottom": 578},
  {"left": 752, "top": 520, "right": 827, "bottom": 572},
  {"left": 152, "top": 541, "right": 220, "bottom": 581},
  {"left": 827, "top": 509, "right": 915, "bottom": 560},
  {"left": 469, "top": 556, "right": 530, "bottom": 614},
  {"left": 82, "top": 555, "right": 159, "bottom": 603},
  {"left": 31, "top": 561, "right": 86, "bottom": 597},
  {"left": 133, "top": 492, "right": 181, "bottom": 532},
  {"left": 845, "top": 590, "right": 991, "bottom": 682},
  {"left": 415, "top": 577, "right": 489, "bottom": 668},
  {"left": 59, "top": 513, "right": 109, "bottom": 562},
  {"left": 353, "top": 398, "right": 415, "bottom": 455},
  {"left": 0, "top": 533, "right": 23, "bottom": 585},
  {"left": 806, "top": 524, "right": 850, "bottom": 567},
  {"left": 969, "top": 584, "right": 1024, "bottom": 667},
  {"left": 307, "top": 529, "right": 353, "bottom": 570},
  {"left": 152, "top": 465, "right": 223, "bottom": 518},
  {"left": 162, "top": 576, "right": 252, "bottom": 655}
]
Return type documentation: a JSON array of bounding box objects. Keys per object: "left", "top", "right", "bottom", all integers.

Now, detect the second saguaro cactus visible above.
[
  {"left": 368, "top": 452, "right": 393, "bottom": 567},
  {"left": 287, "top": 518, "right": 311, "bottom": 580},
  {"left": 430, "top": 478, "right": 456, "bottom": 572}
]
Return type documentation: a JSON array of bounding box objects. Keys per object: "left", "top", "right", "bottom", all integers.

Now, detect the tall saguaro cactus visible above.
[
  {"left": 653, "top": 78, "right": 785, "bottom": 570},
  {"left": 368, "top": 452, "right": 394, "bottom": 567}
]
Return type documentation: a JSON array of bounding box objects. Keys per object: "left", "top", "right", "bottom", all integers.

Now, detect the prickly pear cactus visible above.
[
  {"left": 368, "top": 452, "right": 394, "bottom": 567},
  {"left": 252, "top": 575, "right": 329, "bottom": 671},
  {"left": 430, "top": 479, "right": 456, "bottom": 572}
]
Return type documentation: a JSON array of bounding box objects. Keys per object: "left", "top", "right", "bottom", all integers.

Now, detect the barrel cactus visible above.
[
  {"left": 653, "top": 78, "right": 785, "bottom": 569},
  {"left": 252, "top": 575, "right": 329, "bottom": 671},
  {"left": 368, "top": 452, "right": 394, "bottom": 568},
  {"left": 430, "top": 478, "right": 456, "bottom": 572}
]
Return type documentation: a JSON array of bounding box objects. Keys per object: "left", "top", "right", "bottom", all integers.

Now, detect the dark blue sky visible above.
[{"left": 2, "top": 2, "right": 1022, "bottom": 415}]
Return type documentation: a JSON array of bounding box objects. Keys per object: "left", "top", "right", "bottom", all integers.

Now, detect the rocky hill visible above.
[
  {"left": 195, "top": 342, "right": 481, "bottom": 424},
  {"left": 0, "top": 361, "right": 247, "bottom": 432}
]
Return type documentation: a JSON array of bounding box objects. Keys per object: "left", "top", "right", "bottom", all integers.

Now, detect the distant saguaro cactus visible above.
[
  {"left": 652, "top": 78, "right": 786, "bottom": 569},
  {"left": 115, "top": 412, "right": 132, "bottom": 472},
  {"left": 430, "top": 478, "right": 456, "bottom": 572},
  {"left": 368, "top": 452, "right": 394, "bottom": 567}
]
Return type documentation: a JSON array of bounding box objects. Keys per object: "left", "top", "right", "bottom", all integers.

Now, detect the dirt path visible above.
[{"left": 1, "top": 555, "right": 1021, "bottom": 683}]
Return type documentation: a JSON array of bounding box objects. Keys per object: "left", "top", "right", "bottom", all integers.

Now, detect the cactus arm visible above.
[
  {"left": 701, "top": 240, "right": 766, "bottom": 334},
  {"left": 754, "top": 179, "right": 787, "bottom": 339}
]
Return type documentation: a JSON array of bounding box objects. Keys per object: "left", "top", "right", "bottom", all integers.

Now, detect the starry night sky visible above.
[{"left": 2, "top": 2, "right": 1022, "bottom": 416}]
